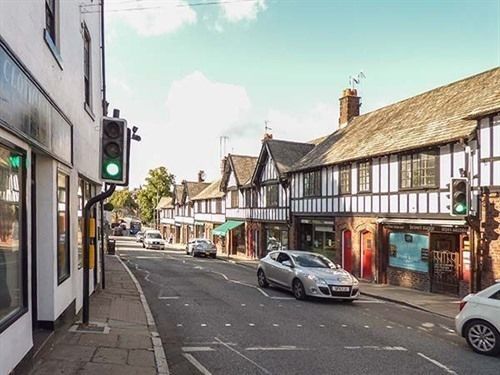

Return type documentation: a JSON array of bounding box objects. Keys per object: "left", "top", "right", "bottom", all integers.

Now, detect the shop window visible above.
[
  {"left": 303, "top": 170, "right": 321, "bottom": 197},
  {"left": 400, "top": 151, "right": 438, "bottom": 189},
  {"left": 358, "top": 161, "right": 371, "bottom": 192},
  {"left": 57, "top": 172, "right": 70, "bottom": 283},
  {"left": 340, "top": 165, "right": 351, "bottom": 194},
  {"left": 388, "top": 232, "right": 429, "bottom": 272},
  {"left": 0, "top": 146, "right": 26, "bottom": 328},
  {"left": 266, "top": 184, "right": 279, "bottom": 207},
  {"left": 230, "top": 190, "right": 239, "bottom": 208}
]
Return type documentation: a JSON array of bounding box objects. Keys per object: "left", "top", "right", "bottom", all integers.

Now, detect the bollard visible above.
[{"left": 107, "top": 239, "right": 116, "bottom": 255}]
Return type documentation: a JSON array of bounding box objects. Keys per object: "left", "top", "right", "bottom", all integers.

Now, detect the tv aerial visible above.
[{"left": 349, "top": 71, "right": 366, "bottom": 89}]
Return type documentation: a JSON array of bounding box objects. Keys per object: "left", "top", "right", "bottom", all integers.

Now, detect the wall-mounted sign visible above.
[
  {"left": 384, "top": 223, "right": 468, "bottom": 234},
  {"left": 0, "top": 43, "right": 72, "bottom": 163}
]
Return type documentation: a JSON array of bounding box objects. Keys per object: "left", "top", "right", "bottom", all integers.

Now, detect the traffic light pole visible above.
[{"left": 82, "top": 183, "right": 116, "bottom": 326}]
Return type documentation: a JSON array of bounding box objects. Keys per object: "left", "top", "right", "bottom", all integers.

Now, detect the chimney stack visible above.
[
  {"left": 339, "top": 88, "right": 360, "bottom": 128},
  {"left": 262, "top": 133, "right": 273, "bottom": 143},
  {"left": 198, "top": 170, "right": 205, "bottom": 182}
]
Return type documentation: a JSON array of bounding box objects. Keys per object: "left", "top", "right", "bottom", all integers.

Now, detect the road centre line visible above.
[
  {"left": 245, "top": 346, "right": 308, "bottom": 351},
  {"left": 417, "top": 353, "right": 458, "bottom": 375},
  {"left": 214, "top": 337, "right": 271, "bottom": 375},
  {"left": 183, "top": 353, "right": 213, "bottom": 375},
  {"left": 158, "top": 296, "right": 180, "bottom": 300}
]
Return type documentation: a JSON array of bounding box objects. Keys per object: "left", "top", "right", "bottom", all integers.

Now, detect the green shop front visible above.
[{"left": 213, "top": 220, "right": 245, "bottom": 256}]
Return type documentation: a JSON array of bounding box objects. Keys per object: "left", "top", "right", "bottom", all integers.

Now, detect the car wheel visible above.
[
  {"left": 257, "top": 269, "right": 269, "bottom": 288},
  {"left": 465, "top": 320, "right": 500, "bottom": 356},
  {"left": 210, "top": 254, "right": 216, "bottom": 259},
  {"left": 293, "top": 279, "right": 306, "bottom": 300}
]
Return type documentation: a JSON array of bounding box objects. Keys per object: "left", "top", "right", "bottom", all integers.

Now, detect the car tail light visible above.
[{"left": 459, "top": 300, "right": 467, "bottom": 311}]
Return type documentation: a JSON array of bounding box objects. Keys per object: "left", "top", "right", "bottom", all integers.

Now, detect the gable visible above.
[{"left": 228, "top": 171, "right": 237, "bottom": 188}]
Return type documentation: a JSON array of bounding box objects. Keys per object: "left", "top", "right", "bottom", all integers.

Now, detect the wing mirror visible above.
[{"left": 282, "top": 260, "right": 294, "bottom": 268}]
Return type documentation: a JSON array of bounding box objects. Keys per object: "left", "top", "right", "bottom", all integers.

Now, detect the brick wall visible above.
[
  {"left": 387, "top": 267, "right": 430, "bottom": 291},
  {"left": 481, "top": 193, "right": 500, "bottom": 287},
  {"left": 335, "top": 216, "right": 377, "bottom": 281}
]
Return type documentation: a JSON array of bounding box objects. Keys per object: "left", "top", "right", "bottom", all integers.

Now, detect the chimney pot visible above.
[{"left": 198, "top": 170, "right": 205, "bottom": 182}]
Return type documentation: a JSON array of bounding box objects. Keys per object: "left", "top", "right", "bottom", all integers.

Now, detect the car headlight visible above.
[
  {"left": 306, "top": 274, "right": 328, "bottom": 286},
  {"left": 352, "top": 277, "right": 359, "bottom": 285}
]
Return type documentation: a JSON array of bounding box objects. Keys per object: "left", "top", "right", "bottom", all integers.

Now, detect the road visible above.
[{"left": 116, "top": 238, "right": 500, "bottom": 375}]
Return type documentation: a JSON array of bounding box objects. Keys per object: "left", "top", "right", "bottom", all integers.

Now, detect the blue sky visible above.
[{"left": 105, "top": 0, "right": 500, "bottom": 188}]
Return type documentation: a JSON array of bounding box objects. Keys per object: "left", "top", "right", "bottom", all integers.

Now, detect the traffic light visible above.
[
  {"left": 101, "top": 117, "right": 128, "bottom": 185},
  {"left": 450, "top": 177, "right": 469, "bottom": 217}
]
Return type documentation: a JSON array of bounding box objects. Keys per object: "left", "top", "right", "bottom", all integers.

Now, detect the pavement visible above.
[
  {"left": 28, "top": 255, "right": 168, "bottom": 375},
  {"left": 116, "top": 238, "right": 500, "bottom": 375}
]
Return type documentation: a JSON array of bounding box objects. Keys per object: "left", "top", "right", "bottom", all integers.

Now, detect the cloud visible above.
[
  {"left": 265, "top": 102, "right": 338, "bottom": 142},
  {"left": 220, "top": 0, "right": 267, "bottom": 23},
  {"left": 160, "top": 71, "right": 253, "bottom": 180},
  {"left": 107, "top": 0, "right": 197, "bottom": 37}
]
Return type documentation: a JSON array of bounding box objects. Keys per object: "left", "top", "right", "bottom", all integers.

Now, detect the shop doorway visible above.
[
  {"left": 430, "top": 233, "right": 459, "bottom": 295},
  {"left": 361, "top": 231, "right": 374, "bottom": 280},
  {"left": 342, "top": 230, "right": 352, "bottom": 273}
]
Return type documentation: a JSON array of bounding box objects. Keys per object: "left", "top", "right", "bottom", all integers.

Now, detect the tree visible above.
[
  {"left": 109, "top": 188, "right": 138, "bottom": 222},
  {"left": 137, "top": 166, "right": 175, "bottom": 224}
]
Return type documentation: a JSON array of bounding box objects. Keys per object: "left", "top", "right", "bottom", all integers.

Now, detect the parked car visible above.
[
  {"left": 455, "top": 281, "right": 500, "bottom": 356},
  {"left": 135, "top": 231, "right": 144, "bottom": 243},
  {"left": 190, "top": 239, "right": 217, "bottom": 258},
  {"left": 143, "top": 230, "right": 166, "bottom": 250},
  {"left": 186, "top": 239, "right": 208, "bottom": 255},
  {"left": 257, "top": 250, "right": 360, "bottom": 301}
]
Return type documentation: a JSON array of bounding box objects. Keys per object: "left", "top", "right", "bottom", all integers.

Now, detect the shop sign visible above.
[
  {"left": 0, "top": 44, "right": 71, "bottom": 163},
  {"left": 384, "top": 223, "right": 468, "bottom": 233},
  {"left": 300, "top": 219, "right": 334, "bottom": 226}
]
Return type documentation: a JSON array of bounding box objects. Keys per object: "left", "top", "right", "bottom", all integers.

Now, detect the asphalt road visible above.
[{"left": 116, "top": 238, "right": 500, "bottom": 375}]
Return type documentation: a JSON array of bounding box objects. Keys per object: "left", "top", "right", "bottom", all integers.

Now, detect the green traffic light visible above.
[
  {"left": 105, "top": 161, "right": 121, "bottom": 177},
  {"left": 454, "top": 203, "right": 467, "bottom": 215}
]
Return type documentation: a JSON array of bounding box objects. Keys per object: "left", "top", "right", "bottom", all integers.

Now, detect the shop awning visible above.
[{"left": 213, "top": 220, "right": 244, "bottom": 237}]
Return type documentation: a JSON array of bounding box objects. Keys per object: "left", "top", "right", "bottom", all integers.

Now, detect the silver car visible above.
[
  {"left": 191, "top": 239, "right": 217, "bottom": 258},
  {"left": 257, "top": 250, "right": 360, "bottom": 301}
]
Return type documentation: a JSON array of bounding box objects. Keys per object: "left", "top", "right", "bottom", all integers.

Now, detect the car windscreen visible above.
[
  {"left": 291, "top": 254, "right": 336, "bottom": 268},
  {"left": 146, "top": 233, "right": 162, "bottom": 239},
  {"left": 197, "top": 240, "right": 214, "bottom": 247}
]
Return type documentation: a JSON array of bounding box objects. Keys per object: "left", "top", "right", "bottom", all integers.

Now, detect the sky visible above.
[{"left": 103, "top": 0, "right": 500, "bottom": 188}]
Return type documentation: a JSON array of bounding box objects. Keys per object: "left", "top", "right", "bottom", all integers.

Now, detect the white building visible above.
[{"left": 0, "top": 1, "right": 104, "bottom": 372}]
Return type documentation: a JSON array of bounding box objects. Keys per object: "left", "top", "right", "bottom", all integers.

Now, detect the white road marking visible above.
[
  {"left": 177, "top": 324, "right": 183, "bottom": 327},
  {"left": 417, "top": 353, "right": 458, "bottom": 375},
  {"left": 182, "top": 347, "right": 215, "bottom": 352},
  {"left": 439, "top": 324, "right": 456, "bottom": 333},
  {"left": 272, "top": 324, "right": 279, "bottom": 327},
  {"left": 225, "top": 324, "right": 232, "bottom": 327},
  {"left": 386, "top": 325, "right": 393, "bottom": 329},
  {"left": 422, "top": 322, "right": 435, "bottom": 328},
  {"left": 201, "top": 324, "right": 207, "bottom": 327},
  {"left": 136, "top": 256, "right": 163, "bottom": 259},
  {"left": 158, "top": 296, "right": 180, "bottom": 300},
  {"left": 344, "top": 346, "right": 408, "bottom": 352},
  {"left": 259, "top": 304, "right": 265, "bottom": 307},
  {"left": 214, "top": 337, "right": 271, "bottom": 375},
  {"left": 270, "top": 296, "right": 295, "bottom": 300},
  {"left": 183, "top": 353, "right": 213, "bottom": 375},
  {"left": 245, "top": 346, "right": 308, "bottom": 351},
  {"left": 257, "top": 288, "right": 270, "bottom": 297},
  {"left": 354, "top": 300, "right": 386, "bottom": 304},
  {"left": 249, "top": 323, "right": 255, "bottom": 327},
  {"left": 320, "top": 324, "right": 325, "bottom": 328},
  {"left": 241, "top": 304, "right": 246, "bottom": 307},
  {"left": 184, "top": 304, "right": 190, "bottom": 306},
  {"left": 212, "top": 271, "right": 229, "bottom": 281},
  {"left": 342, "top": 324, "right": 348, "bottom": 328},
  {"left": 364, "top": 325, "right": 370, "bottom": 329},
  {"left": 297, "top": 324, "right": 303, "bottom": 327}
]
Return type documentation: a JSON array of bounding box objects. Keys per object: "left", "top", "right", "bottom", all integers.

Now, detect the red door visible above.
[
  {"left": 362, "top": 231, "right": 374, "bottom": 280},
  {"left": 343, "top": 230, "right": 352, "bottom": 272}
]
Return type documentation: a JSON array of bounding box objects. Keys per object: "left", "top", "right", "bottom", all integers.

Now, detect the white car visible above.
[
  {"left": 455, "top": 281, "right": 500, "bottom": 356},
  {"left": 186, "top": 238, "right": 208, "bottom": 255},
  {"left": 142, "top": 230, "right": 166, "bottom": 250}
]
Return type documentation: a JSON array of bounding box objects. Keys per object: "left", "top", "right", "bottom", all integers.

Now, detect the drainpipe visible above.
[{"left": 100, "top": 0, "right": 107, "bottom": 115}]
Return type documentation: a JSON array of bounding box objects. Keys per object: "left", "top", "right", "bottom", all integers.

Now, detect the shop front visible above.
[
  {"left": 298, "top": 219, "right": 336, "bottom": 261},
  {"left": 263, "top": 224, "right": 289, "bottom": 254},
  {"left": 194, "top": 222, "right": 205, "bottom": 239},
  {"left": 213, "top": 221, "right": 245, "bottom": 256},
  {"left": 379, "top": 219, "right": 469, "bottom": 296}
]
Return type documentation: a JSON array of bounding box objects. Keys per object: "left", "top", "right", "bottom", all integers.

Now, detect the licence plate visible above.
[{"left": 331, "top": 286, "right": 350, "bottom": 292}]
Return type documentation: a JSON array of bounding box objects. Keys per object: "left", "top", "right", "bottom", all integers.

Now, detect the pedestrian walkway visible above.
[
  {"left": 360, "top": 282, "right": 460, "bottom": 319},
  {"left": 29, "top": 255, "right": 168, "bottom": 375}
]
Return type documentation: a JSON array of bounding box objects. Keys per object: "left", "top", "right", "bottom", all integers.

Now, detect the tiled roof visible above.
[
  {"left": 156, "top": 197, "right": 173, "bottom": 210},
  {"left": 192, "top": 179, "right": 224, "bottom": 200},
  {"left": 230, "top": 154, "right": 258, "bottom": 186},
  {"left": 266, "top": 139, "right": 315, "bottom": 174},
  {"left": 293, "top": 67, "right": 500, "bottom": 171},
  {"left": 185, "top": 181, "right": 211, "bottom": 200}
]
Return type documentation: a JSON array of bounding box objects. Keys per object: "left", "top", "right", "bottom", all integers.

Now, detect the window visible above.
[
  {"left": 83, "top": 27, "right": 91, "bottom": 109},
  {"left": 245, "top": 190, "right": 252, "bottom": 207},
  {"left": 216, "top": 199, "right": 222, "bottom": 214},
  {"left": 45, "top": 0, "right": 56, "bottom": 43},
  {"left": 303, "top": 170, "right": 321, "bottom": 197},
  {"left": 358, "top": 161, "right": 371, "bottom": 192},
  {"left": 340, "top": 165, "right": 351, "bottom": 194},
  {"left": 197, "top": 201, "right": 202, "bottom": 213},
  {"left": 266, "top": 184, "right": 279, "bottom": 207},
  {"left": 0, "top": 146, "right": 26, "bottom": 328},
  {"left": 490, "top": 290, "right": 500, "bottom": 300},
  {"left": 251, "top": 190, "right": 258, "bottom": 208},
  {"left": 400, "top": 151, "right": 438, "bottom": 189},
  {"left": 57, "top": 172, "right": 70, "bottom": 284},
  {"left": 230, "top": 190, "right": 239, "bottom": 208}
]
